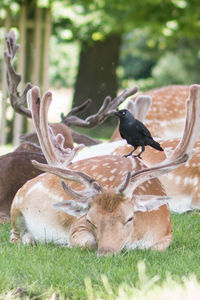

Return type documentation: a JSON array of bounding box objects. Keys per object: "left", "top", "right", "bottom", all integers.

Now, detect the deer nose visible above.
[{"left": 97, "top": 247, "right": 117, "bottom": 257}]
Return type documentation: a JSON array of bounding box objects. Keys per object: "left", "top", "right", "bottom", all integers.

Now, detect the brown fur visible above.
[
  {"left": 0, "top": 145, "right": 47, "bottom": 222},
  {"left": 93, "top": 192, "right": 126, "bottom": 213},
  {"left": 21, "top": 123, "right": 74, "bottom": 149}
]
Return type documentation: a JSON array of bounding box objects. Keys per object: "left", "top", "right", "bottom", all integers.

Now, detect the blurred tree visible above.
[
  {"left": 51, "top": 0, "right": 200, "bottom": 115},
  {"left": 3, "top": 0, "right": 200, "bottom": 116}
]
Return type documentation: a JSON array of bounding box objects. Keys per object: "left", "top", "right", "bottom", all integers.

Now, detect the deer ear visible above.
[
  {"left": 53, "top": 199, "right": 89, "bottom": 217},
  {"left": 133, "top": 195, "right": 171, "bottom": 212}
]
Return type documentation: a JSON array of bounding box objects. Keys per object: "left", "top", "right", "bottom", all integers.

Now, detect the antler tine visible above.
[
  {"left": 116, "top": 172, "right": 131, "bottom": 195},
  {"left": 61, "top": 99, "right": 92, "bottom": 121},
  {"left": 27, "top": 86, "right": 84, "bottom": 166},
  {"left": 126, "top": 95, "right": 152, "bottom": 122},
  {"left": 107, "top": 86, "right": 139, "bottom": 112},
  {"left": 169, "top": 84, "right": 200, "bottom": 160},
  {"left": 62, "top": 86, "right": 138, "bottom": 128},
  {"left": 126, "top": 84, "right": 200, "bottom": 195},
  {"left": 4, "top": 30, "right": 32, "bottom": 118}
]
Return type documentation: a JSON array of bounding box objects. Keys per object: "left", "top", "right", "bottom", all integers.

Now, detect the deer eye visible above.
[
  {"left": 87, "top": 218, "right": 97, "bottom": 228},
  {"left": 125, "top": 216, "right": 134, "bottom": 224}
]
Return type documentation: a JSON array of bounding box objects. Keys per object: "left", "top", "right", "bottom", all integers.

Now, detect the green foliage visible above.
[
  {"left": 0, "top": 212, "right": 200, "bottom": 299},
  {"left": 49, "top": 37, "right": 79, "bottom": 87},
  {"left": 151, "top": 52, "right": 189, "bottom": 85}
]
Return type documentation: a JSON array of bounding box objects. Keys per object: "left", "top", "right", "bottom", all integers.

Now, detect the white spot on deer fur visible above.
[
  {"left": 111, "top": 168, "right": 117, "bottom": 174},
  {"left": 102, "top": 163, "right": 108, "bottom": 167},
  {"left": 91, "top": 165, "right": 98, "bottom": 170},
  {"left": 167, "top": 173, "right": 174, "bottom": 180},
  {"left": 109, "top": 176, "right": 115, "bottom": 182},
  {"left": 102, "top": 178, "right": 107, "bottom": 182},
  {"left": 184, "top": 177, "right": 190, "bottom": 186},
  {"left": 175, "top": 176, "right": 181, "bottom": 185}
]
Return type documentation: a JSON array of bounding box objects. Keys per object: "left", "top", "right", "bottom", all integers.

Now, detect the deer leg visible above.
[
  {"left": 124, "top": 146, "right": 138, "bottom": 158},
  {"left": 70, "top": 217, "right": 97, "bottom": 249},
  {"left": 10, "top": 208, "right": 35, "bottom": 245},
  {"left": 151, "top": 233, "right": 173, "bottom": 251}
]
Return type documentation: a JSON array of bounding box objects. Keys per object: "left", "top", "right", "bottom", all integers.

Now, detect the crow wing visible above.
[{"left": 135, "top": 121, "right": 152, "bottom": 138}]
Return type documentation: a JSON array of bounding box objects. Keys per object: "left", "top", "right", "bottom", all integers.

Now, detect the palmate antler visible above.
[
  {"left": 61, "top": 86, "right": 139, "bottom": 128},
  {"left": 126, "top": 95, "right": 152, "bottom": 123}
]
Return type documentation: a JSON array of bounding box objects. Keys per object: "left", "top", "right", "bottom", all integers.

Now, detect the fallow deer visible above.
[
  {"left": 110, "top": 85, "right": 190, "bottom": 141},
  {"left": 0, "top": 142, "right": 47, "bottom": 223},
  {"left": 10, "top": 84, "right": 200, "bottom": 255}
]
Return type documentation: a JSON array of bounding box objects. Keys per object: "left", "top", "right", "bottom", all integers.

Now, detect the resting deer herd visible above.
[{"left": 1, "top": 31, "right": 200, "bottom": 255}]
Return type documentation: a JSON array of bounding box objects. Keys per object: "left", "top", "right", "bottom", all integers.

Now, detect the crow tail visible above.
[{"left": 149, "top": 139, "right": 164, "bottom": 152}]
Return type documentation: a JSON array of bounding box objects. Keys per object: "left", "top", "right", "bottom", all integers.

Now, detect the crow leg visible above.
[
  {"left": 135, "top": 145, "right": 145, "bottom": 159},
  {"left": 124, "top": 146, "right": 138, "bottom": 158}
]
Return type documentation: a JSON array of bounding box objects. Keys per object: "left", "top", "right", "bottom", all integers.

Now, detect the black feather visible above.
[{"left": 114, "top": 109, "right": 164, "bottom": 159}]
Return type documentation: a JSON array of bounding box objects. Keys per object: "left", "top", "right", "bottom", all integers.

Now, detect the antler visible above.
[
  {"left": 28, "top": 87, "right": 104, "bottom": 197},
  {"left": 4, "top": 30, "right": 32, "bottom": 118},
  {"left": 123, "top": 84, "right": 200, "bottom": 195},
  {"left": 4, "top": 30, "right": 138, "bottom": 140},
  {"left": 126, "top": 95, "right": 152, "bottom": 122},
  {"left": 61, "top": 86, "right": 138, "bottom": 128}
]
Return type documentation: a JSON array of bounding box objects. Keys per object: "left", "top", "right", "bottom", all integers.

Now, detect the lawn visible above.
[{"left": 0, "top": 211, "right": 200, "bottom": 299}]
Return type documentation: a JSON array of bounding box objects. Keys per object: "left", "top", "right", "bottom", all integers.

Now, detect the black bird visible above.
[{"left": 114, "top": 109, "right": 164, "bottom": 159}]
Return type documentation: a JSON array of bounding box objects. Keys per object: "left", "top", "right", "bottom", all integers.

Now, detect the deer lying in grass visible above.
[
  {"left": 110, "top": 85, "right": 190, "bottom": 141},
  {"left": 0, "top": 142, "right": 47, "bottom": 223},
  {"left": 10, "top": 85, "right": 200, "bottom": 255}
]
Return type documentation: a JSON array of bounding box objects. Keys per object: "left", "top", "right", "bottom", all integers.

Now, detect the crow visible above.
[{"left": 114, "top": 109, "right": 164, "bottom": 159}]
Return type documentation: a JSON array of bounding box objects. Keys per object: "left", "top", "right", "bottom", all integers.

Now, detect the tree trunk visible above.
[{"left": 73, "top": 34, "right": 122, "bottom": 119}]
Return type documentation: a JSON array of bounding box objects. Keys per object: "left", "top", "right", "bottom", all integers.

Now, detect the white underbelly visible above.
[{"left": 24, "top": 213, "right": 70, "bottom": 245}]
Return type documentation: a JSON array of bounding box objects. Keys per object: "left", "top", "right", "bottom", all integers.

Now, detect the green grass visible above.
[{"left": 0, "top": 212, "right": 200, "bottom": 299}]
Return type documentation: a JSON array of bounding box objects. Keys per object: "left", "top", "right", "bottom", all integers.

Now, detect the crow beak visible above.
[{"left": 114, "top": 111, "right": 120, "bottom": 117}]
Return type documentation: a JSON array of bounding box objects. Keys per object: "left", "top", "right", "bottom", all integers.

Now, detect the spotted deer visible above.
[
  {"left": 111, "top": 85, "right": 190, "bottom": 141},
  {"left": 10, "top": 85, "right": 200, "bottom": 255}
]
